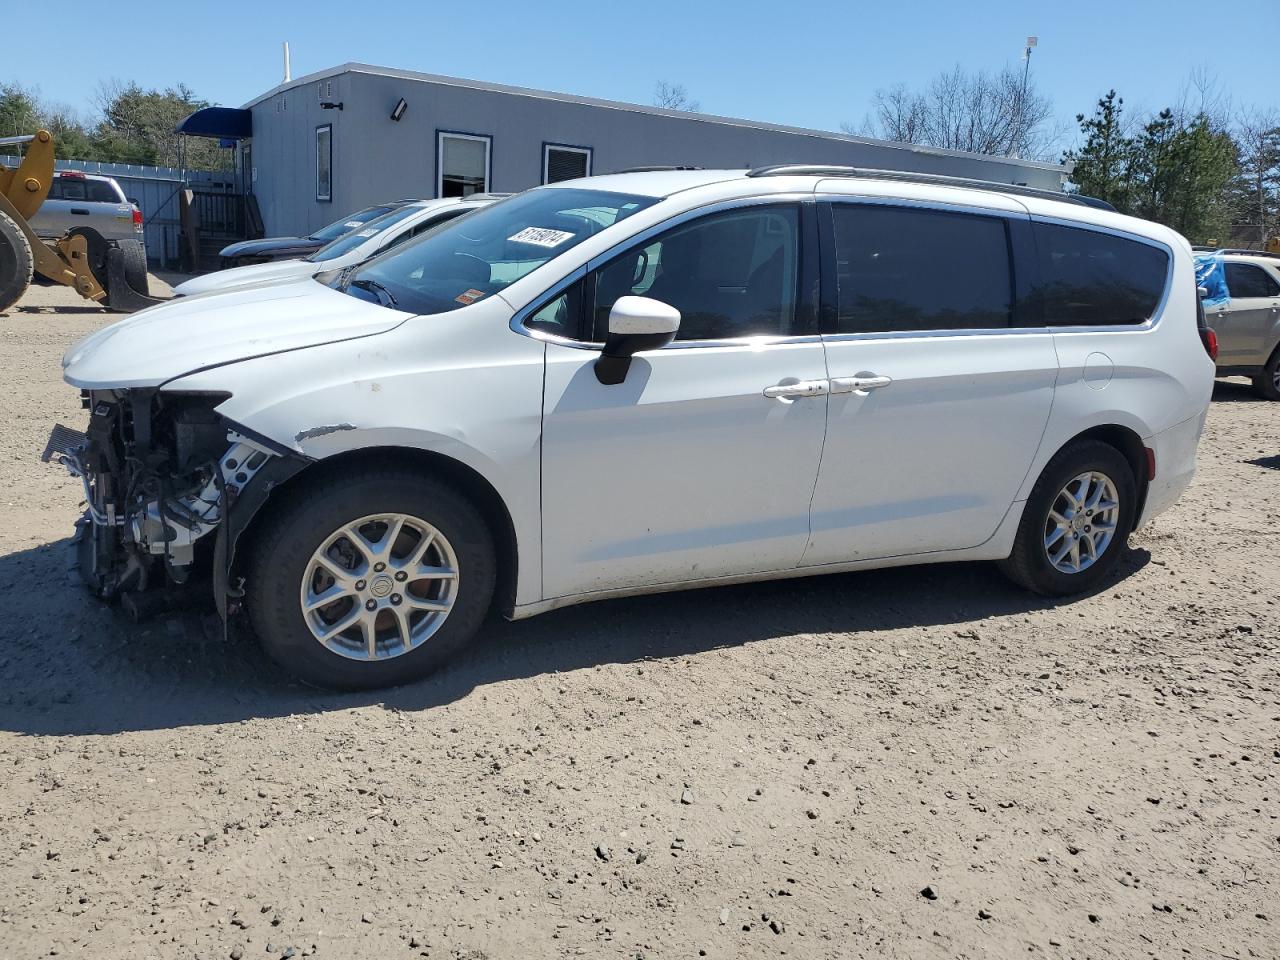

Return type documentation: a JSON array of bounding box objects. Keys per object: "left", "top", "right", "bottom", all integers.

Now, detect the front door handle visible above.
[
  {"left": 763, "top": 379, "right": 829, "bottom": 400},
  {"left": 829, "top": 374, "right": 893, "bottom": 394}
]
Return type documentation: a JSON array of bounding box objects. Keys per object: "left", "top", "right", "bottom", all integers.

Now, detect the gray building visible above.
[{"left": 182, "top": 62, "right": 1070, "bottom": 237}]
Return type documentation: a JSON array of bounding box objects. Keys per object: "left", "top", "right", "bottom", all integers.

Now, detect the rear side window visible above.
[
  {"left": 47, "top": 178, "right": 121, "bottom": 203},
  {"left": 86, "top": 180, "right": 123, "bottom": 203},
  {"left": 831, "top": 204, "right": 1013, "bottom": 333},
  {"left": 1033, "top": 222, "right": 1168, "bottom": 326},
  {"left": 1224, "top": 262, "right": 1280, "bottom": 299}
]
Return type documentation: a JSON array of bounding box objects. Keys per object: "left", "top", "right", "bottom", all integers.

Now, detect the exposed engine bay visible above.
[{"left": 42, "top": 389, "right": 280, "bottom": 608}]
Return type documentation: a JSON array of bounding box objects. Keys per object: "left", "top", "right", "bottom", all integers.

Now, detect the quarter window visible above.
[
  {"left": 438, "top": 132, "right": 491, "bottom": 197},
  {"left": 831, "top": 204, "right": 1013, "bottom": 334},
  {"left": 1033, "top": 222, "right": 1168, "bottom": 326},
  {"left": 1224, "top": 262, "right": 1280, "bottom": 299},
  {"left": 589, "top": 205, "right": 801, "bottom": 341},
  {"left": 316, "top": 124, "right": 332, "bottom": 202},
  {"left": 544, "top": 144, "right": 592, "bottom": 184}
]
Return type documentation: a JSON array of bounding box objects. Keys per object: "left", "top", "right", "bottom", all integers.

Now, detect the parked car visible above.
[
  {"left": 51, "top": 166, "right": 1213, "bottom": 689},
  {"left": 29, "top": 170, "right": 146, "bottom": 287},
  {"left": 1194, "top": 249, "right": 1280, "bottom": 399},
  {"left": 175, "top": 195, "right": 504, "bottom": 297},
  {"left": 217, "top": 200, "right": 418, "bottom": 267}
]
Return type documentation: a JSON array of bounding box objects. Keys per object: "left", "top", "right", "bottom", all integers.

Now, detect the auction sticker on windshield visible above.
[{"left": 508, "top": 227, "right": 574, "bottom": 248}]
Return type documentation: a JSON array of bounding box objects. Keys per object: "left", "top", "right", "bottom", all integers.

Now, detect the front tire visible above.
[
  {"left": 246, "top": 468, "right": 496, "bottom": 689},
  {"left": 998, "top": 439, "right": 1137, "bottom": 597},
  {"left": 1252, "top": 349, "right": 1280, "bottom": 401}
]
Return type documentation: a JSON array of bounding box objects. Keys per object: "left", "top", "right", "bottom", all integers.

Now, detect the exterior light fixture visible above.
[{"left": 391, "top": 98, "right": 408, "bottom": 122}]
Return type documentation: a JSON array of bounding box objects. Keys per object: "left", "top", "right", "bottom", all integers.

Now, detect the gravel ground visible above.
[{"left": 0, "top": 281, "right": 1277, "bottom": 960}]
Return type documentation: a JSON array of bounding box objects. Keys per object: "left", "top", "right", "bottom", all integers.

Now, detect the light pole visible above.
[{"left": 1013, "top": 36, "right": 1038, "bottom": 158}]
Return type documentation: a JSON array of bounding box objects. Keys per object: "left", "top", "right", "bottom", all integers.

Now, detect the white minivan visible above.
[{"left": 51, "top": 167, "right": 1214, "bottom": 688}]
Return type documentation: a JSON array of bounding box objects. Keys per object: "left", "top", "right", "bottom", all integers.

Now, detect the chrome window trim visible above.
[{"left": 509, "top": 193, "right": 817, "bottom": 351}]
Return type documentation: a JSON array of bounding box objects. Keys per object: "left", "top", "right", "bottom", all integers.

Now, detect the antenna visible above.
[{"left": 283, "top": 42, "right": 292, "bottom": 83}]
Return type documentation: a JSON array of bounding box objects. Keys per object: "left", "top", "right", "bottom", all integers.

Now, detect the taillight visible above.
[
  {"left": 1200, "top": 326, "right": 1218, "bottom": 361},
  {"left": 132, "top": 208, "right": 143, "bottom": 228}
]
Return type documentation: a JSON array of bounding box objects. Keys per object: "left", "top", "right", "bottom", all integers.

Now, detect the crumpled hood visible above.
[
  {"left": 63, "top": 277, "right": 412, "bottom": 389},
  {"left": 174, "top": 258, "right": 321, "bottom": 297}
]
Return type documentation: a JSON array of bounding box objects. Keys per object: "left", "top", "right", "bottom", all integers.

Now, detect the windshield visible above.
[
  {"left": 309, "top": 204, "right": 398, "bottom": 242},
  {"left": 344, "top": 188, "right": 657, "bottom": 314},
  {"left": 308, "top": 205, "right": 425, "bottom": 262}
]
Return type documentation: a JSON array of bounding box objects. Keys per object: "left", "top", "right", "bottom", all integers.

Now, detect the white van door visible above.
[
  {"left": 802, "top": 196, "right": 1057, "bottom": 566},
  {"left": 540, "top": 202, "right": 830, "bottom": 599}
]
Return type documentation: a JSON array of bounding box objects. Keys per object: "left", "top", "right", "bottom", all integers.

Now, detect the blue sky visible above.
[{"left": 9, "top": 0, "right": 1276, "bottom": 149}]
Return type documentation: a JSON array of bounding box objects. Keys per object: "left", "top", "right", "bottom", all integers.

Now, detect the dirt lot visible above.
[{"left": 0, "top": 280, "right": 1277, "bottom": 960}]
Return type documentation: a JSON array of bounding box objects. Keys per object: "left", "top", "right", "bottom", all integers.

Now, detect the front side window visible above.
[
  {"left": 316, "top": 124, "right": 332, "bottom": 202},
  {"left": 589, "top": 205, "right": 801, "bottom": 341},
  {"left": 1033, "top": 222, "right": 1169, "bottom": 326},
  {"left": 544, "top": 144, "right": 591, "bottom": 184},
  {"left": 438, "top": 132, "right": 490, "bottom": 197},
  {"left": 832, "top": 204, "right": 1013, "bottom": 334},
  {"left": 1225, "top": 262, "right": 1280, "bottom": 299},
  {"left": 345, "top": 187, "right": 655, "bottom": 315}
]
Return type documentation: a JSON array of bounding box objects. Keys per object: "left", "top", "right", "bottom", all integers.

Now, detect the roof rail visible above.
[
  {"left": 745, "top": 164, "right": 1116, "bottom": 212},
  {"left": 463, "top": 192, "right": 513, "bottom": 201},
  {"left": 613, "top": 165, "right": 705, "bottom": 173}
]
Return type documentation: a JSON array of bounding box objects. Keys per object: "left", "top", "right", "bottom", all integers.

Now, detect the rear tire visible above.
[
  {"left": 246, "top": 467, "right": 496, "bottom": 690},
  {"left": 998, "top": 439, "right": 1137, "bottom": 597},
  {"left": 0, "top": 209, "right": 34, "bottom": 313},
  {"left": 113, "top": 239, "right": 149, "bottom": 296},
  {"left": 1252, "top": 349, "right": 1280, "bottom": 401}
]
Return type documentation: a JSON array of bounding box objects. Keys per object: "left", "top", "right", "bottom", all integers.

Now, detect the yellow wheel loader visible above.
[{"left": 0, "top": 130, "right": 166, "bottom": 313}]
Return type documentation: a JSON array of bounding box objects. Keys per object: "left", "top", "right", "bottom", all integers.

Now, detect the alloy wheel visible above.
[
  {"left": 299, "top": 513, "right": 459, "bottom": 660},
  {"left": 1042, "top": 471, "right": 1121, "bottom": 574}
]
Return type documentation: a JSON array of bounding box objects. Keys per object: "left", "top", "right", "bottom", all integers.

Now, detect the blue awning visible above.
[{"left": 176, "top": 107, "right": 252, "bottom": 140}]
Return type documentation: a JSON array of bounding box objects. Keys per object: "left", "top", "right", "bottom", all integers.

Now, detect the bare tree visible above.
[
  {"left": 653, "top": 81, "right": 700, "bottom": 113},
  {"left": 1232, "top": 106, "right": 1280, "bottom": 243},
  {"left": 848, "top": 65, "right": 1057, "bottom": 159}
]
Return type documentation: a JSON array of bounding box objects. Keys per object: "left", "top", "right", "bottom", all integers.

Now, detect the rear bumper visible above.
[{"left": 1138, "top": 410, "right": 1207, "bottom": 527}]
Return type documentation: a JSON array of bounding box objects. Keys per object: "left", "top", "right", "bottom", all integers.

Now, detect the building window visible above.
[
  {"left": 543, "top": 144, "right": 592, "bottom": 184},
  {"left": 437, "top": 131, "right": 491, "bottom": 197},
  {"left": 316, "top": 124, "right": 332, "bottom": 202}
]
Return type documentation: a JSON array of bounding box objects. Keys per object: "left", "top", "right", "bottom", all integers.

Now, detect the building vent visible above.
[
  {"left": 317, "top": 80, "right": 333, "bottom": 100},
  {"left": 544, "top": 145, "right": 591, "bottom": 184}
]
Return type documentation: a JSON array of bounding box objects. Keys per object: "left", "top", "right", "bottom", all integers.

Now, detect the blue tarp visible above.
[
  {"left": 1194, "top": 253, "right": 1229, "bottom": 307},
  {"left": 1187, "top": 252, "right": 1228, "bottom": 308}
]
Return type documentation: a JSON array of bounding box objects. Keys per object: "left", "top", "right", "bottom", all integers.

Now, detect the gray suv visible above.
[{"left": 1202, "top": 250, "right": 1280, "bottom": 400}]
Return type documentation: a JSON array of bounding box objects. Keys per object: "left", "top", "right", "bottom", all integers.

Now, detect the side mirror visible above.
[{"left": 594, "top": 295, "right": 680, "bottom": 385}]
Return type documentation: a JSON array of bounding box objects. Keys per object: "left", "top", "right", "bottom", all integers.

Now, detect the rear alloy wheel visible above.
[
  {"left": 998, "top": 439, "right": 1136, "bottom": 596},
  {"left": 248, "top": 469, "right": 495, "bottom": 689},
  {"left": 1253, "top": 349, "right": 1280, "bottom": 401}
]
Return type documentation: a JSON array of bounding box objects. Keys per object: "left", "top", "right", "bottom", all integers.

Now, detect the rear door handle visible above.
[
  {"left": 70, "top": 208, "right": 91, "bottom": 215},
  {"left": 829, "top": 375, "right": 893, "bottom": 394},
  {"left": 763, "top": 379, "right": 829, "bottom": 400}
]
